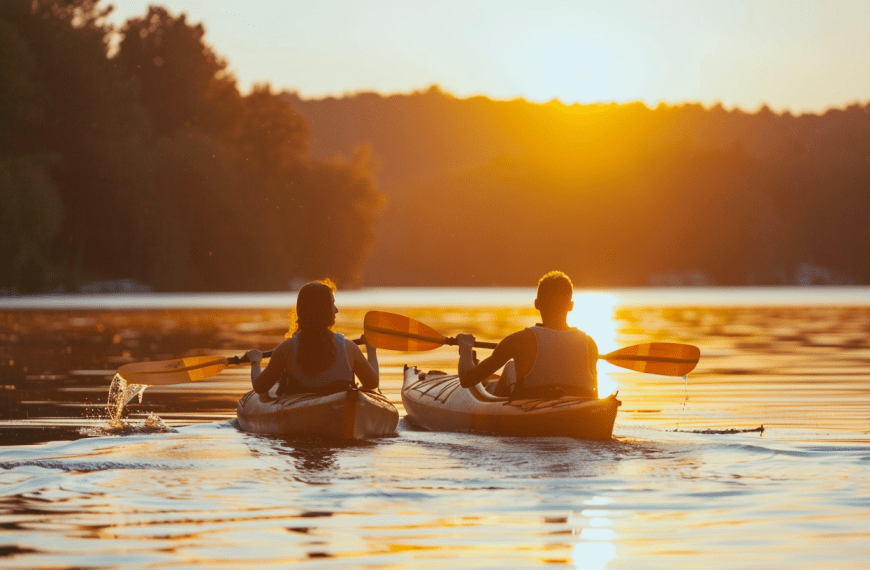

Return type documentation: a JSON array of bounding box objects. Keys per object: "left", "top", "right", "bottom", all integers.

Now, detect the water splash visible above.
[
  {"left": 125, "top": 382, "right": 148, "bottom": 406},
  {"left": 79, "top": 374, "right": 173, "bottom": 436},
  {"left": 107, "top": 374, "right": 146, "bottom": 427}
]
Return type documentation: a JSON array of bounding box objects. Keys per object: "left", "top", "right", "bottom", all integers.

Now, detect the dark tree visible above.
[
  {"left": 0, "top": 5, "right": 62, "bottom": 292},
  {"left": 115, "top": 6, "right": 241, "bottom": 138}
]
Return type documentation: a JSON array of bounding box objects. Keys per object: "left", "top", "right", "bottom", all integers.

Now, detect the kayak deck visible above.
[
  {"left": 237, "top": 387, "right": 398, "bottom": 439},
  {"left": 402, "top": 365, "right": 620, "bottom": 440}
]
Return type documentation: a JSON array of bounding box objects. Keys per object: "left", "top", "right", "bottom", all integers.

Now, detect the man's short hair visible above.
[{"left": 537, "top": 271, "right": 573, "bottom": 309}]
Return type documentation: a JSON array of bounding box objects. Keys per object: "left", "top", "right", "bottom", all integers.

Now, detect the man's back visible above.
[
  {"left": 457, "top": 270, "right": 597, "bottom": 397},
  {"left": 492, "top": 326, "right": 597, "bottom": 398},
  {"left": 521, "top": 326, "right": 593, "bottom": 390}
]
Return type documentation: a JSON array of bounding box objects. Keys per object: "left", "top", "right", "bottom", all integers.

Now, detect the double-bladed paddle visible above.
[
  {"left": 117, "top": 311, "right": 699, "bottom": 385},
  {"left": 117, "top": 339, "right": 364, "bottom": 385},
  {"left": 364, "top": 311, "right": 700, "bottom": 377},
  {"left": 116, "top": 353, "right": 270, "bottom": 386}
]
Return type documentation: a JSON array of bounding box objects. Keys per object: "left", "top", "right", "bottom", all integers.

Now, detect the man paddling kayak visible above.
[
  {"left": 456, "top": 271, "right": 598, "bottom": 399},
  {"left": 245, "top": 279, "right": 380, "bottom": 395}
]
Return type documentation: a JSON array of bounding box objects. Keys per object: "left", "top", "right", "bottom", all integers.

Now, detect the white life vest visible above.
[
  {"left": 288, "top": 332, "right": 353, "bottom": 389},
  {"left": 520, "top": 326, "right": 594, "bottom": 395}
]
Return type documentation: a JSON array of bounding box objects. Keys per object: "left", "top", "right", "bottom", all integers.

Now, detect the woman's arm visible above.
[
  {"left": 362, "top": 335, "right": 378, "bottom": 377},
  {"left": 246, "top": 339, "right": 292, "bottom": 394},
  {"left": 347, "top": 336, "right": 379, "bottom": 390}
]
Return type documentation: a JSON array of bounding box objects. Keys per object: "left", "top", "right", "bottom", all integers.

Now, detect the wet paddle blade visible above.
[
  {"left": 116, "top": 356, "right": 230, "bottom": 385},
  {"left": 364, "top": 311, "right": 447, "bottom": 351},
  {"left": 602, "top": 342, "right": 700, "bottom": 376}
]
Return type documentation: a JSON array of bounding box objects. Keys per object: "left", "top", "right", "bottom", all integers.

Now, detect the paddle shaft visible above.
[
  {"left": 363, "top": 311, "right": 698, "bottom": 376},
  {"left": 420, "top": 343, "right": 697, "bottom": 367},
  {"left": 445, "top": 340, "right": 696, "bottom": 368},
  {"left": 227, "top": 351, "right": 272, "bottom": 365},
  {"left": 226, "top": 337, "right": 366, "bottom": 365},
  {"left": 118, "top": 337, "right": 367, "bottom": 385},
  {"left": 447, "top": 337, "right": 497, "bottom": 349},
  {"left": 364, "top": 322, "right": 497, "bottom": 350},
  {"left": 601, "top": 353, "right": 698, "bottom": 365}
]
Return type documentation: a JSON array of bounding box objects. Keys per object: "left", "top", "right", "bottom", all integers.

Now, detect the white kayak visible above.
[
  {"left": 237, "top": 386, "right": 399, "bottom": 439},
  {"left": 402, "top": 366, "right": 620, "bottom": 440}
]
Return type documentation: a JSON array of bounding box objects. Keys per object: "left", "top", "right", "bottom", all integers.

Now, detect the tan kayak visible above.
[
  {"left": 402, "top": 366, "right": 620, "bottom": 440},
  {"left": 237, "top": 387, "right": 399, "bottom": 439}
]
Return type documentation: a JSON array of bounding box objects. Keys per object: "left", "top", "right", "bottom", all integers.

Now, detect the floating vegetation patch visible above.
[{"left": 673, "top": 425, "right": 765, "bottom": 435}]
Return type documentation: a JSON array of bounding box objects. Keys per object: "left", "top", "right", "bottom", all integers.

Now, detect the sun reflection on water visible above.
[
  {"left": 573, "top": 540, "right": 617, "bottom": 569},
  {"left": 572, "top": 496, "right": 617, "bottom": 569},
  {"left": 569, "top": 293, "right": 620, "bottom": 396}
]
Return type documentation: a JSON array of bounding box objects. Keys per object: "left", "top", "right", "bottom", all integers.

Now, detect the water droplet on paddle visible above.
[{"left": 682, "top": 374, "right": 689, "bottom": 406}]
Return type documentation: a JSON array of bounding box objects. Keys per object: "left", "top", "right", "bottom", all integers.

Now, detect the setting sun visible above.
[{"left": 569, "top": 292, "right": 619, "bottom": 395}]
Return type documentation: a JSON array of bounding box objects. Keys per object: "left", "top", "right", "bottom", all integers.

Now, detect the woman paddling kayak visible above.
[{"left": 245, "top": 279, "right": 380, "bottom": 395}]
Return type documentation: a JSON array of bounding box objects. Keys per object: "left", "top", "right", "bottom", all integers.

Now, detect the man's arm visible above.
[{"left": 457, "top": 332, "right": 524, "bottom": 389}]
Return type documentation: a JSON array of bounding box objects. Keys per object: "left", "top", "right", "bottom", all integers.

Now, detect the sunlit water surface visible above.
[{"left": 1, "top": 288, "right": 869, "bottom": 569}]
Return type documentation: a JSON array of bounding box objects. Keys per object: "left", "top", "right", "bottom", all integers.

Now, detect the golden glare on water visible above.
[
  {"left": 568, "top": 292, "right": 620, "bottom": 396},
  {"left": 571, "top": 496, "right": 617, "bottom": 570}
]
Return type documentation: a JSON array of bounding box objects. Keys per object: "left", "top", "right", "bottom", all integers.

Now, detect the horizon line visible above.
[{"left": 272, "top": 84, "right": 870, "bottom": 118}]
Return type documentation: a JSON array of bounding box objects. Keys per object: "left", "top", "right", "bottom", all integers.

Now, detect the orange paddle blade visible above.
[
  {"left": 116, "top": 356, "right": 230, "bottom": 385},
  {"left": 364, "top": 311, "right": 447, "bottom": 351},
  {"left": 602, "top": 342, "right": 700, "bottom": 376}
]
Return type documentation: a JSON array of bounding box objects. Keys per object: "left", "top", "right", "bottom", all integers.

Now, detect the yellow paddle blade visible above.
[
  {"left": 602, "top": 342, "right": 700, "bottom": 377},
  {"left": 116, "top": 356, "right": 230, "bottom": 386},
  {"left": 364, "top": 311, "right": 447, "bottom": 351}
]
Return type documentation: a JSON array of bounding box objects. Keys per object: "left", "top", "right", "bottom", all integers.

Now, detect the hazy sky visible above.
[{"left": 106, "top": 0, "right": 870, "bottom": 113}]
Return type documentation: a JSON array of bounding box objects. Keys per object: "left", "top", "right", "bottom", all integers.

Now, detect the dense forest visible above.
[
  {"left": 1, "top": 0, "right": 381, "bottom": 293},
  {"left": 4, "top": 1, "right": 870, "bottom": 292},
  {"left": 285, "top": 90, "right": 870, "bottom": 287}
]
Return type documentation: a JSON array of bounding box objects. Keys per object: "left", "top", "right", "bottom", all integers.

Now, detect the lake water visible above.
[{"left": 1, "top": 287, "right": 869, "bottom": 569}]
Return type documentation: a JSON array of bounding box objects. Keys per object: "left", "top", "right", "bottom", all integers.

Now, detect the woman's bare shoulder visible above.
[
  {"left": 270, "top": 337, "right": 295, "bottom": 358},
  {"left": 344, "top": 336, "right": 364, "bottom": 355}
]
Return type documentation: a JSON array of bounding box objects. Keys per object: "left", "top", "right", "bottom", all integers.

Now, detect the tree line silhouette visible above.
[
  {"left": 285, "top": 88, "right": 870, "bottom": 286},
  {"left": 5, "top": 1, "right": 870, "bottom": 292},
  {"left": 1, "top": 0, "right": 381, "bottom": 293}
]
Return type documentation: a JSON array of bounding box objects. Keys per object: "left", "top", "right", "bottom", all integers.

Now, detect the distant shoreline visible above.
[{"left": 3, "top": 286, "right": 869, "bottom": 310}]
